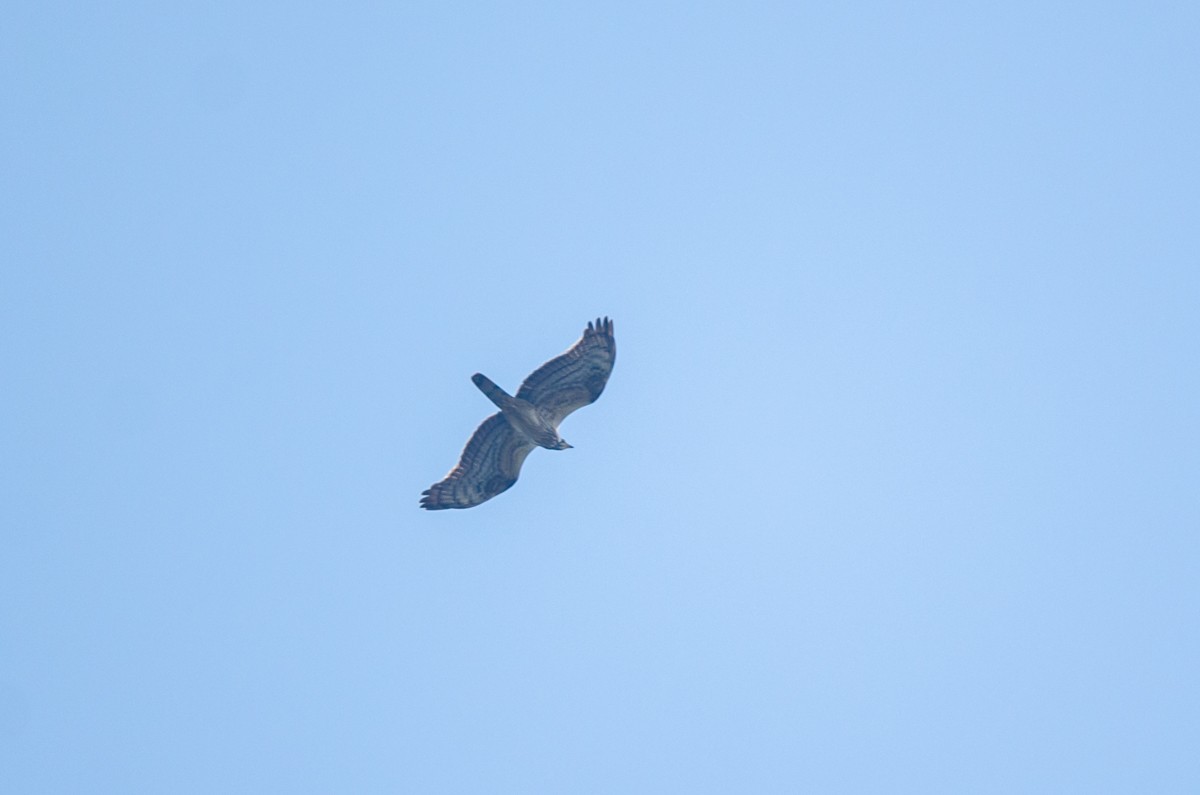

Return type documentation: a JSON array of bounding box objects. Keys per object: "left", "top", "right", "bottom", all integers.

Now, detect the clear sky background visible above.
[{"left": 2, "top": 2, "right": 1198, "bottom": 792}]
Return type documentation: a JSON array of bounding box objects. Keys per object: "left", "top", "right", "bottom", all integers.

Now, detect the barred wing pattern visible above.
[
  {"left": 419, "top": 413, "right": 536, "bottom": 510},
  {"left": 516, "top": 317, "right": 616, "bottom": 425}
]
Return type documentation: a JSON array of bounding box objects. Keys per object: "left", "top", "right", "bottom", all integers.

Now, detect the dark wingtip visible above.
[
  {"left": 419, "top": 488, "right": 438, "bottom": 510},
  {"left": 587, "top": 316, "right": 613, "bottom": 336}
]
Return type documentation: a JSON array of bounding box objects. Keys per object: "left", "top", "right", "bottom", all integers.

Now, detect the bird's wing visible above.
[
  {"left": 515, "top": 317, "right": 616, "bottom": 427},
  {"left": 420, "top": 413, "right": 536, "bottom": 510}
]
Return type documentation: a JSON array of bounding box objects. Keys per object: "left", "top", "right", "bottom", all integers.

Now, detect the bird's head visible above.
[{"left": 551, "top": 438, "right": 573, "bottom": 450}]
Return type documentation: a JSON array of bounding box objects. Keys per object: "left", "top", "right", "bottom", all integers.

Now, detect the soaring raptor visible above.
[{"left": 420, "top": 317, "right": 616, "bottom": 510}]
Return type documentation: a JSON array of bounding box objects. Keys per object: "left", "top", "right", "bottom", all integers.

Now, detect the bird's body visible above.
[
  {"left": 470, "top": 373, "right": 569, "bottom": 450},
  {"left": 420, "top": 317, "right": 616, "bottom": 510}
]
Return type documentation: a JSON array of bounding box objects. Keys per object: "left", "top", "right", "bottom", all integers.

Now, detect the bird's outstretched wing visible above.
[
  {"left": 420, "top": 413, "right": 537, "bottom": 510},
  {"left": 515, "top": 317, "right": 616, "bottom": 427}
]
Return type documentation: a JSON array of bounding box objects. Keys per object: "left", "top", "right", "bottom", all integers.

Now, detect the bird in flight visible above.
[{"left": 420, "top": 317, "right": 617, "bottom": 510}]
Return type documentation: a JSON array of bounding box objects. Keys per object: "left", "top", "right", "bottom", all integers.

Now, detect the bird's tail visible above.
[{"left": 472, "top": 373, "right": 512, "bottom": 410}]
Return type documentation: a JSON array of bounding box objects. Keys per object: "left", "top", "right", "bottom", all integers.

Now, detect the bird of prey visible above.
[{"left": 420, "top": 317, "right": 617, "bottom": 510}]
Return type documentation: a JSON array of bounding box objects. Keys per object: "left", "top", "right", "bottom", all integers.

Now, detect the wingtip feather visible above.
[{"left": 586, "top": 316, "right": 613, "bottom": 337}]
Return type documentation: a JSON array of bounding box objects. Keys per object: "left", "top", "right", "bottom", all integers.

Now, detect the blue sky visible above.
[{"left": 3, "top": 1, "right": 1198, "bottom": 792}]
